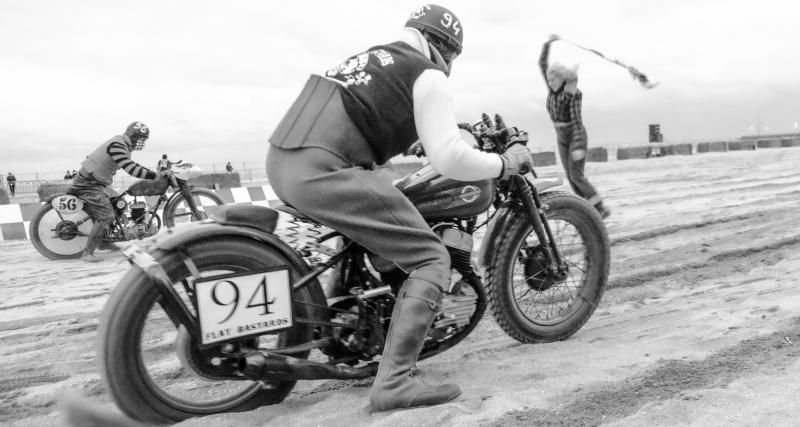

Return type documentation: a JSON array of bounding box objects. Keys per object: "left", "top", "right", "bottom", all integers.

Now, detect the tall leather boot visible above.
[
  {"left": 81, "top": 220, "right": 108, "bottom": 263},
  {"left": 594, "top": 201, "right": 611, "bottom": 220},
  {"left": 369, "top": 278, "right": 461, "bottom": 411}
]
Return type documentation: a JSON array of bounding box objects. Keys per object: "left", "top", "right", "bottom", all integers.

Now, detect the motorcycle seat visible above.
[
  {"left": 274, "top": 204, "right": 318, "bottom": 224},
  {"left": 208, "top": 205, "right": 280, "bottom": 234}
]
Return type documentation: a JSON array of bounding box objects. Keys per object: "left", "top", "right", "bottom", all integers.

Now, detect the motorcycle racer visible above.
[
  {"left": 267, "top": 4, "right": 533, "bottom": 411},
  {"left": 71, "top": 121, "right": 169, "bottom": 262}
]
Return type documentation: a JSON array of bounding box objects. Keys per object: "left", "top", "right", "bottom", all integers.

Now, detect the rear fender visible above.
[
  {"left": 148, "top": 222, "right": 328, "bottom": 319},
  {"left": 43, "top": 192, "right": 68, "bottom": 204},
  {"left": 476, "top": 177, "right": 563, "bottom": 269}
]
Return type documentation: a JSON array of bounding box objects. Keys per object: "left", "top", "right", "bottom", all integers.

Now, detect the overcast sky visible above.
[{"left": 1, "top": 0, "right": 798, "bottom": 175}]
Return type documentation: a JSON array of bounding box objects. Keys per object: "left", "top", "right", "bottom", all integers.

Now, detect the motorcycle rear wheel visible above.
[
  {"left": 485, "top": 191, "right": 610, "bottom": 343},
  {"left": 98, "top": 237, "right": 318, "bottom": 424},
  {"left": 162, "top": 188, "right": 224, "bottom": 227},
  {"left": 29, "top": 203, "right": 93, "bottom": 260}
]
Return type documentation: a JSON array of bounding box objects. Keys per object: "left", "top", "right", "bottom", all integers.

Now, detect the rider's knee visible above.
[
  {"left": 93, "top": 215, "right": 114, "bottom": 226},
  {"left": 407, "top": 245, "right": 450, "bottom": 290},
  {"left": 571, "top": 149, "right": 586, "bottom": 161},
  {"left": 400, "top": 277, "right": 443, "bottom": 308}
]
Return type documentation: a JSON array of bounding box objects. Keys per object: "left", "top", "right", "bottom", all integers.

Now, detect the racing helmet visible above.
[
  {"left": 125, "top": 121, "right": 150, "bottom": 151},
  {"left": 405, "top": 4, "right": 463, "bottom": 74}
]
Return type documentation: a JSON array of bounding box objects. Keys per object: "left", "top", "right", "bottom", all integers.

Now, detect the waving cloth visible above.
[{"left": 558, "top": 37, "right": 658, "bottom": 89}]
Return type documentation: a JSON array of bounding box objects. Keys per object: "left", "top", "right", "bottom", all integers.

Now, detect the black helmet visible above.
[
  {"left": 405, "top": 4, "right": 463, "bottom": 72},
  {"left": 125, "top": 121, "right": 149, "bottom": 151}
]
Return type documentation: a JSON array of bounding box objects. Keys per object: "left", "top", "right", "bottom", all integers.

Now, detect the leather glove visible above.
[{"left": 498, "top": 144, "right": 533, "bottom": 180}]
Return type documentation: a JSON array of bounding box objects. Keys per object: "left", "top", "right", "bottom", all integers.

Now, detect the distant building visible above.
[{"left": 648, "top": 124, "right": 663, "bottom": 143}]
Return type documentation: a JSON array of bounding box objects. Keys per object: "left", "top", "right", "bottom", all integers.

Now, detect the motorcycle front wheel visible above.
[
  {"left": 98, "top": 237, "right": 318, "bottom": 424},
  {"left": 162, "top": 187, "right": 225, "bottom": 228},
  {"left": 28, "top": 203, "right": 93, "bottom": 260},
  {"left": 485, "top": 191, "right": 610, "bottom": 343}
]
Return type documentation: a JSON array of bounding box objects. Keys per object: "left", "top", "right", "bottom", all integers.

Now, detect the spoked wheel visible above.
[
  {"left": 163, "top": 188, "right": 225, "bottom": 227},
  {"left": 486, "top": 191, "right": 610, "bottom": 343},
  {"left": 29, "top": 203, "right": 93, "bottom": 260},
  {"left": 98, "top": 237, "right": 321, "bottom": 424},
  {"left": 143, "top": 213, "right": 163, "bottom": 235}
]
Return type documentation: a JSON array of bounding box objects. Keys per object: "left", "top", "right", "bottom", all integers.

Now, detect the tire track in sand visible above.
[{"left": 489, "top": 319, "right": 800, "bottom": 426}]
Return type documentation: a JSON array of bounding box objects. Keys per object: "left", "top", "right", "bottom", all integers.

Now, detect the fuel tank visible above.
[{"left": 395, "top": 163, "right": 495, "bottom": 221}]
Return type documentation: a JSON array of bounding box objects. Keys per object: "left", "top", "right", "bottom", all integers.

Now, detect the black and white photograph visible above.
[{"left": 1, "top": 1, "right": 799, "bottom": 426}]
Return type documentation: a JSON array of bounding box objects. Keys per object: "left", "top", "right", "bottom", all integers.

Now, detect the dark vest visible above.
[
  {"left": 324, "top": 41, "right": 445, "bottom": 164},
  {"left": 81, "top": 135, "right": 128, "bottom": 185}
]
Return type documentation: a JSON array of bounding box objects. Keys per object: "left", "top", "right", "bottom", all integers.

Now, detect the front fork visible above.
[
  {"left": 175, "top": 179, "right": 203, "bottom": 220},
  {"left": 509, "top": 176, "right": 565, "bottom": 276}
]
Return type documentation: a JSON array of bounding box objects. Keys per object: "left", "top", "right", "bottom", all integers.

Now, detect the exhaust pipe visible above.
[{"left": 239, "top": 352, "right": 378, "bottom": 381}]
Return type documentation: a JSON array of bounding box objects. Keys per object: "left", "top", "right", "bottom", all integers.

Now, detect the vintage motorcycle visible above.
[
  {"left": 29, "top": 163, "right": 224, "bottom": 260},
  {"left": 97, "top": 114, "right": 610, "bottom": 424}
]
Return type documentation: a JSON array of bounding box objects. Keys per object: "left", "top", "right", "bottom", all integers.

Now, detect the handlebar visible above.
[
  {"left": 466, "top": 113, "right": 529, "bottom": 154},
  {"left": 405, "top": 113, "right": 529, "bottom": 159}
]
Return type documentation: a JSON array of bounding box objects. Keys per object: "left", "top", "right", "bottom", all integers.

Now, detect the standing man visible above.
[
  {"left": 225, "top": 161, "right": 233, "bottom": 173},
  {"left": 540, "top": 34, "right": 610, "bottom": 219},
  {"left": 267, "top": 4, "right": 532, "bottom": 412},
  {"left": 6, "top": 172, "right": 16, "bottom": 197},
  {"left": 157, "top": 154, "right": 171, "bottom": 172},
  {"left": 157, "top": 155, "right": 181, "bottom": 172},
  {"left": 71, "top": 122, "right": 169, "bottom": 262}
]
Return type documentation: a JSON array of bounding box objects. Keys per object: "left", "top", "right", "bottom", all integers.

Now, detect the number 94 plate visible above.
[{"left": 195, "top": 267, "right": 293, "bottom": 345}]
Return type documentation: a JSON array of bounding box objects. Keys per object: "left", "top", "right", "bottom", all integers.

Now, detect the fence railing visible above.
[{"left": 8, "top": 139, "right": 785, "bottom": 197}]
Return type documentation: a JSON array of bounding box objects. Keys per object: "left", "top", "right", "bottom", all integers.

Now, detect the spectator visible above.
[
  {"left": 64, "top": 170, "right": 73, "bottom": 180},
  {"left": 7, "top": 172, "right": 16, "bottom": 196},
  {"left": 156, "top": 154, "right": 182, "bottom": 172},
  {"left": 157, "top": 154, "right": 170, "bottom": 172},
  {"left": 225, "top": 161, "right": 234, "bottom": 173},
  {"left": 539, "top": 34, "right": 610, "bottom": 219}
]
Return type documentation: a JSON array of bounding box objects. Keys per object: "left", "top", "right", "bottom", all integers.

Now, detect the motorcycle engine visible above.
[
  {"left": 122, "top": 201, "right": 158, "bottom": 240},
  {"left": 130, "top": 201, "right": 147, "bottom": 222},
  {"left": 436, "top": 226, "right": 474, "bottom": 276},
  {"left": 324, "top": 298, "right": 386, "bottom": 362},
  {"left": 113, "top": 198, "right": 128, "bottom": 217},
  {"left": 428, "top": 225, "right": 479, "bottom": 340}
]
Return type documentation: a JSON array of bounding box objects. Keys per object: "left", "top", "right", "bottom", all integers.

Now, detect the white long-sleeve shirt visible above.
[{"left": 399, "top": 28, "right": 504, "bottom": 181}]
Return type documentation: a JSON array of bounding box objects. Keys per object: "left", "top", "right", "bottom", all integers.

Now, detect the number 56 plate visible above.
[{"left": 195, "top": 267, "right": 293, "bottom": 345}]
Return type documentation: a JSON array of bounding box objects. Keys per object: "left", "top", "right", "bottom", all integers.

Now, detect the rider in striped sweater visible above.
[{"left": 71, "top": 122, "right": 168, "bottom": 262}]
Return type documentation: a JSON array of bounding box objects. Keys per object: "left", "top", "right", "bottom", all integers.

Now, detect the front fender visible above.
[
  {"left": 163, "top": 186, "right": 218, "bottom": 214},
  {"left": 476, "top": 203, "right": 514, "bottom": 270},
  {"left": 476, "top": 177, "right": 563, "bottom": 269}
]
